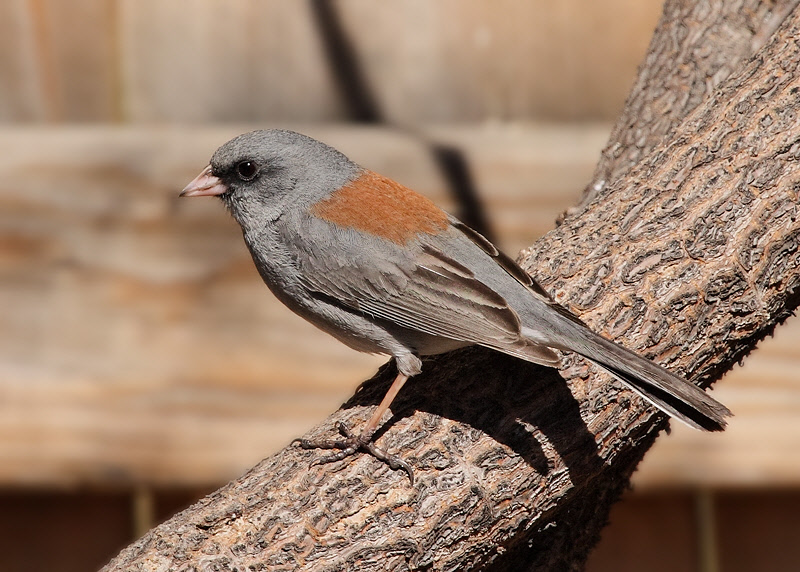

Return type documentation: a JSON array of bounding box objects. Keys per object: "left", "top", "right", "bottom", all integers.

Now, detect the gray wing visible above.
[{"left": 295, "top": 215, "right": 560, "bottom": 366}]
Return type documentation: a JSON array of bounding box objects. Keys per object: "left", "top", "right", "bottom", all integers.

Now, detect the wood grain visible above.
[
  {"left": 0, "top": 1, "right": 662, "bottom": 123},
  {"left": 334, "top": 0, "right": 662, "bottom": 122}
]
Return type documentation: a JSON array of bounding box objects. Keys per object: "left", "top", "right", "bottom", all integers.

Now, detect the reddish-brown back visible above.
[{"left": 310, "top": 170, "right": 448, "bottom": 244}]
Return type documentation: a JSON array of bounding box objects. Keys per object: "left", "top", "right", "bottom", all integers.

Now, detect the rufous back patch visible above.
[{"left": 310, "top": 170, "right": 448, "bottom": 244}]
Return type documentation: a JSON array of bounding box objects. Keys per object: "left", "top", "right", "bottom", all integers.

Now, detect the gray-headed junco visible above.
[{"left": 181, "top": 129, "right": 731, "bottom": 481}]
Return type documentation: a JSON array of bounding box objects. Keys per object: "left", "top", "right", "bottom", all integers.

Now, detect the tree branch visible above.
[
  {"left": 577, "top": 0, "right": 800, "bottom": 208},
  {"left": 103, "top": 3, "right": 800, "bottom": 571}
]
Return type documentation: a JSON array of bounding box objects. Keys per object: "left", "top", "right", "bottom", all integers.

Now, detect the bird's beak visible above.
[{"left": 180, "top": 165, "right": 228, "bottom": 197}]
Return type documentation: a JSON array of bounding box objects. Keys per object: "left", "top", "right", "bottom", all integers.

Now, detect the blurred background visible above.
[{"left": 1, "top": 1, "right": 798, "bottom": 571}]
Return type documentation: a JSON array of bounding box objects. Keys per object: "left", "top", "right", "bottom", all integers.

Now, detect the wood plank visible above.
[
  {"left": 36, "top": 0, "right": 117, "bottom": 121},
  {"left": 715, "top": 491, "right": 800, "bottom": 572},
  {"left": 0, "top": 0, "right": 663, "bottom": 123},
  {"left": 0, "top": 0, "right": 116, "bottom": 122},
  {"left": 0, "top": 491, "right": 132, "bottom": 572},
  {"left": 0, "top": 0, "right": 45, "bottom": 121},
  {"left": 0, "top": 125, "right": 798, "bottom": 488},
  {"left": 116, "top": 0, "right": 661, "bottom": 123},
  {"left": 118, "top": 0, "right": 344, "bottom": 122},
  {"left": 586, "top": 492, "right": 697, "bottom": 572},
  {"left": 336, "top": 0, "right": 662, "bottom": 122}
]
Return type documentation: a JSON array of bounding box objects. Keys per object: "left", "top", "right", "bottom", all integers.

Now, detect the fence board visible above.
[
  {"left": 337, "top": 0, "right": 662, "bottom": 122},
  {"left": 119, "top": 0, "right": 344, "bottom": 122},
  {"left": 0, "top": 0, "right": 116, "bottom": 122},
  {"left": 1, "top": 0, "right": 663, "bottom": 123},
  {"left": 0, "top": 0, "right": 43, "bottom": 121}
]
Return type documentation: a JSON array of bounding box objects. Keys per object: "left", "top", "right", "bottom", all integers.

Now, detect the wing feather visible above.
[
  {"left": 295, "top": 214, "right": 560, "bottom": 366},
  {"left": 297, "top": 231, "right": 520, "bottom": 346}
]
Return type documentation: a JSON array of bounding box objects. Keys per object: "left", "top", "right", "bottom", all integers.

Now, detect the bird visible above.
[{"left": 180, "top": 129, "right": 731, "bottom": 482}]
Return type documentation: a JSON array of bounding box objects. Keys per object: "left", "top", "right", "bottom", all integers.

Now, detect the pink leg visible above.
[
  {"left": 360, "top": 373, "right": 409, "bottom": 440},
  {"left": 294, "top": 372, "right": 414, "bottom": 483}
]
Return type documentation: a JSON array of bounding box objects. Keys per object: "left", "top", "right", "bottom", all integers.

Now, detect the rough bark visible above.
[
  {"left": 576, "top": 0, "right": 800, "bottom": 209},
  {"left": 103, "top": 3, "right": 800, "bottom": 571}
]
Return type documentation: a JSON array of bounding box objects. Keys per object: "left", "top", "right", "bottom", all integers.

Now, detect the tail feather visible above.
[
  {"left": 526, "top": 320, "right": 732, "bottom": 431},
  {"left": 589, "top": 352, "right": 730, "bottom": 431}
]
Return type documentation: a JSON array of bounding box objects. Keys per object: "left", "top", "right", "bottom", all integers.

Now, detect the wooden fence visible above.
[{"left": 1, "top": 0, "right": 661, "bottom": 123}]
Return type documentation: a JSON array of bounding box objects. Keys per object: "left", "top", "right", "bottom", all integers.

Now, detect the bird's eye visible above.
[{"left": 236, "top": 160, "right": 258, "bottom": 181}]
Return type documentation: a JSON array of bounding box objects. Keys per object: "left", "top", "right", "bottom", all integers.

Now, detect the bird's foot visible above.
[{"left": 293, "top": 421, "right": 414, "bottom": 484}]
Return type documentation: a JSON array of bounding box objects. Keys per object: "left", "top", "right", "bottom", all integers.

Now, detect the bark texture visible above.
[
  {"left": 103, "top": 3, "right": 800, "bottom": 571},
  {"left": 577, "top": 0, "right": 800, "bottom": 208}
]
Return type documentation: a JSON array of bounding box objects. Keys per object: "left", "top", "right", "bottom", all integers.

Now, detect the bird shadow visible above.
[{"left": 339, "top": 346, "right": 606, "bottom": 487}]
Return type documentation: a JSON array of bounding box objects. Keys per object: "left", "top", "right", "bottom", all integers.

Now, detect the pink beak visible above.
[{"left": 180, "top": 165, "right": 228, "bottom": 197}]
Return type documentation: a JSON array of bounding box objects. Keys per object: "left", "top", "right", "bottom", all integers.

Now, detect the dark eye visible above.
[{"left": 236, "top": 160, "right": 258, "bottom": 181}]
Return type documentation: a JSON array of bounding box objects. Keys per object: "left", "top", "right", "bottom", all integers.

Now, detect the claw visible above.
[{"left": 293, "top": 421, "right": 414, "bottom": 484}]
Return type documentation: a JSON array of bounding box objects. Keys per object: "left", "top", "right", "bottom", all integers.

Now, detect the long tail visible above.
[{"left": 526, "top": 316, "right": 732, "bottom": 431}]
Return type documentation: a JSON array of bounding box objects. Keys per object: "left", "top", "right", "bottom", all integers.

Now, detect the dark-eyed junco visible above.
[{"left": 181, "top": 129, "right": 731, "bottom": 481}]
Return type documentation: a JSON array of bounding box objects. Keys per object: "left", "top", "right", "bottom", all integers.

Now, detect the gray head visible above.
[{"left": 181, "top": 130, "right": 360, "bottom": 229}]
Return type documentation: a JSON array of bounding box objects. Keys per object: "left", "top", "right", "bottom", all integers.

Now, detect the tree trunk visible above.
[{"left": 102, "top": 2, "right": 800, "bottom": 571}]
